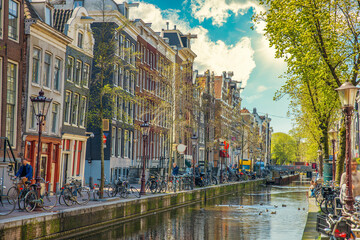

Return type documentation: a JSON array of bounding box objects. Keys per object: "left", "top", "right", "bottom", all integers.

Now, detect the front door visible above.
[
  {"left": 62, "top": 153, "right": 69, "bottom": 186},
  {"left": 40, "top": 155, "right": 48, "bottom": 180}
]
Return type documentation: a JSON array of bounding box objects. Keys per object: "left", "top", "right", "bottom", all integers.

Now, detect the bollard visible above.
[{"left": 89, "top": 176, "right": 93, "bottom": 189}]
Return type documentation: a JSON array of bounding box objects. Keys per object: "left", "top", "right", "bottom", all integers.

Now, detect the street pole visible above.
[
  {"left": 35, "top": 116, "right": 43, "bottom": 198},
  {"left": 344, "top": 106, "right": 355, "bottom": 212},
  {"left": 332, "top": 139, "right": 336, "bottom": 182},
  {"left": 140, "top": 135, "right": 147, "bottom": 195},
  {"left": 140, "top": 121, "right": 150, "bottom": 195},
  {"left": 335, "top": 81, "right": 359, "bottom": 213}
]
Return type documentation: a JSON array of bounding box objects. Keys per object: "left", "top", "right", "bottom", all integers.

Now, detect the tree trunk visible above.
[{"left": 336, "top": 122, "right": 346, "bottom": 183}]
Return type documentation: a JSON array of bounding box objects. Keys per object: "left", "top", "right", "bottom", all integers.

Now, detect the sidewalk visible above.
[{"left": 302, "top": 197, "right": 320, "bottom": 240}]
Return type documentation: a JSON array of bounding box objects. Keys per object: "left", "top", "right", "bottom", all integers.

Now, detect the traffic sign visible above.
[{"left": 103, "top": 134, "right": 107, "bottom": 144}]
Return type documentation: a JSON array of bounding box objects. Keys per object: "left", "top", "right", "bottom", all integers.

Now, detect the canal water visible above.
[{"left": 67, "top": 182, "right": 309, "bottom": 240}]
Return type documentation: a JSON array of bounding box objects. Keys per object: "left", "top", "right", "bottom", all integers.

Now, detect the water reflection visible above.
[{"left": 71, "top": 182, "right": 309, "bottom": 240}]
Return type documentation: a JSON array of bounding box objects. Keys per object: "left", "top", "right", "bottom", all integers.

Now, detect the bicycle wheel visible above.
[
  {"left": 211, "top": 176, "right": 218, "bottom": 185},
  {"left": 325, "top": 199, "right": 334, "bottom": 215},
  {"left": 62, "top": 188, "right": 74, "bottom": 206},
  {"left": 320, "top": 199, "right": 328, "bottom": 214},
  {"left": 145, "top": 181, "right": 151, "bottom": 192},
  {"left": 24, "top": 190, "right": 37, "bottom": 213},
  {"left": 18, "top": 190, "right": 27, "bottom": 210},
  {"left": 0, "top": 195, "right": 16, "bottom": 216},
  {"left": 130, "top": 186, "right": 140, "bottom": 198},
  {"left": 93, "top": 189, "right": 100, "bottom": 200},
  {"left": 161, "top": 181, "right": 167, "bottom": 193},
  {"left": 76, "top": 187, "right": 90, "bottom": 205},
  {"left": 7, "top": 186, "right": 18, "bottom": 204},
  {"left": 104, "top": 184, "right": 113, "bottom": 198},
  {"left": 42, "top": 191, "right": 57, "bottom": 211},
  {"left": 150, "top": 181, "right": 157, "bottom": 194},
  {"left": 120, "top": 188, "right": 129, "bottom": 198}
]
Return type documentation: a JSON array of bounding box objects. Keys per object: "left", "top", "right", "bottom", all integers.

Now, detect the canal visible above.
[{"left": 63, "top": 182, "right": 309, "bottom": 240}]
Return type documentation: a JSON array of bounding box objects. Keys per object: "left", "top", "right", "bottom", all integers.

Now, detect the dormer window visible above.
[
  {"left": 74, "top": 0, "right": 84, "bottom": 8},
  {"left": 45, "top": 7, "right": 52, "bottom": 26},
  {"left": 77, "top": 32, "right": 83, "bottom": 48}
]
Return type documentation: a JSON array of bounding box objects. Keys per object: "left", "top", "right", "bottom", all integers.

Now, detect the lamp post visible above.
[
  {"left": 317, "top": 149, "right": 323, "bottom": 178},
  {"left": 30, "top": 90, "right": 52, "bottom": 198},
  {"left": 140, "top": 121, "right": 150, "bottom": 195},
  {"left": 191, "top": 134, "right": 198, "bottom": 188},
  {"left": 219, "top": 142, "right": 225, "bottom": 184},
  {"left": 336, "top": 81, "right": 359, "bottom": 212},
  {"left": 329, "top": 129, "right": 338, "bottom": 182}
]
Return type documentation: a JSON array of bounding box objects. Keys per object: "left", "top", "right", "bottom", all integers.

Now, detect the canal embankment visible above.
[
  {"left": 0, "top": 179, "right": 267, "bottom": 240},
  {"left": 302, "top": 197, "right": 320, "bottom": 240}
]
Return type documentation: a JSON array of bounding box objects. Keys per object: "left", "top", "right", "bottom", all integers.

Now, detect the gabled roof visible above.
[
  {"left": 53, "top": 9, "right": 73, "bottom": 33},
  {"left": 240, "top": 108, "right": 250, "bottom": 113},
  {"left": 24, "top": 0, "right": 41, "bottom": 20}
]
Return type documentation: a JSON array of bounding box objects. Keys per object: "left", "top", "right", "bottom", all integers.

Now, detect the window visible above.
[
  {"left": 45, "top": 7, "right": 52, "bottom": 26},
  {"left": 112, "top": 127, "right": 116, "bottom": 157},
  {"left": 66, "top": 56, "right": 74, "bottom": 81},
  {"left": 75, "top": 60, "right": 82, "bottom": 85},
  {"left": 72, "top": 94, "right": 79, "bottom": 125},
  {"left": 29, "top": 96, "right": 36, "bottom": 129},
  {"left": 124, "top": 71, "right": 129, "bottom": 91},
  {"left": 54, "top": 58, "right": 61, "bottom": 91},
  {"left": 129, "top": 131, "right": 133, "bottom": 159},
  {"left": 130, "top": 74, "right": 134, "bottom": 93},
  {"left": 51, "top": 103, "right": 59, "bottom": 133},
  {"left": 79, "top": 96, "right": 86, "bottom": 127},
  {"left": 8, "top": 0, "right": 18, "bottom": 41},
  {"left": 43, "top": 53, "right": 51, "bottom": 88},
  {"left": 120, "top": 35, "right": 124, "bottom": 59},
  {"left": 119, "top": 67, "right": 123, "bottom": 88},
  {"left": 32, "top": 48, "right": 41, "bottom": 84},
  {"left": 64, "top": 91, "right": 72, "bottom": 123},
  {"left": 6, "top": 62, "right": 17, "bottom": 145},
  {"left": 83, "top": 63, "right": 89, "bottom": 87},
  {"left": 113, "top": 97, "right": 117, "bottom": 120},
  {"left": 138, "top": 70, "right": 141, "bottom": 87},
  {"left": 117, "top": 97, "right": 122, "bottom": 120},
  {"left": 74, "top": 0, "right": 83, "bottom": 7},
  {"left": 0, "top": 0, "right": 3, "bottom": 38},
  {"left": 124, "top": 130, "right": 128, "bottom": 158},
  {"left": 77, "top": 32, "right": 83, "bottom": 48},
  {"left": 113, "top": 64, "right": 118, "bottom": 86},
  {"left": 117, "top": 128, "right": 122, "bottom": 157},
  {"left": 131, "top": 43, "right": 135, "bottom": 65},
  {"left": 126, "top": 40, "right": 130, "bottom": 62}
]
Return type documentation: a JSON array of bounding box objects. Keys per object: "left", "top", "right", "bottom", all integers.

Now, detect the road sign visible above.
[
  {"left": 177, "top": 144, "right": 186, "bottom": 154},
  {"left": 103, "top": 134, "right": 107, "bottom": 144}
]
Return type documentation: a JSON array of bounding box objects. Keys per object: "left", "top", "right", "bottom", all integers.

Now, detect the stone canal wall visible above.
[{"left": 0, "top": 179, "right": 266, "bottom": 240}]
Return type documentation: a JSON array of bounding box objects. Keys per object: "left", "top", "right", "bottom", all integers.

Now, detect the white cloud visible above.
[
  {"left": 130, "top": 2, "right": 256, "bottom": 85},
  {"left": 257, "top": 85, "right": 267, "bottom": 93},
  {"left": 190, "top": 0, "right": 265, "bottom": 27}
]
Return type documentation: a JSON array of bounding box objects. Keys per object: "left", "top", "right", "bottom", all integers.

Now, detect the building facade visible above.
[
  {"left": 24, "top": 0, "right": 72, "bottom": 191},
  {"left": 53, "top": 6, "right": 94, "bottom": 186}
]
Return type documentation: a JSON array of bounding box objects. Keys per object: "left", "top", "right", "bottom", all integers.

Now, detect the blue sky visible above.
[{"left": 129, "top": 0, "right": 292, "bottom": 133}]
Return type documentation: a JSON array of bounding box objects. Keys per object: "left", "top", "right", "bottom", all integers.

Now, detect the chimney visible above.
[
  {"left": 174, "top": 25, "right": 176, "bottom": 30},
  {"left": 166, "top": 22, "right": 169, "bottom": 30}
]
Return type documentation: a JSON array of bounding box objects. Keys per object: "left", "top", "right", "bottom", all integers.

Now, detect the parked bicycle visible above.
[
  {"left": 0, "top": 177, "right": 16, "bottom": 215},
  {"left": 23, "top": 178, "right": 57, "bottom": 212},
  {"left": 59, "top": 178, "right": 90, "bottom": 206}
]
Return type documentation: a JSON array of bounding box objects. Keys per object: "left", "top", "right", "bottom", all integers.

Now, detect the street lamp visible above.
[
  {"left": 328, "top": 129, "right": 338, "bottom": 182},
  {"left": 140, "top": 121, "right": 150, "bottom": 195},
  {"left": 30, "top": 90, "right": 52, "bottom": 198},
  {"left": 336, "top": 81, "right": 359, "bottom": 212},
  {"left": 219, "top": 141, "right": 225, "bottom": 184},
  {"left": 191, "top": 134, "right": 198, "bottom": 188}
]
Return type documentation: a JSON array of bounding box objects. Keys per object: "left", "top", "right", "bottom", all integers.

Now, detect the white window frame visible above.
[
  {"left": 53, "top": 57, "right": 62, "bottom": 92},
  {"left": 117, "top": 128, "right": 122, "bottom": 157},
  {"left": 8, "top": 0, "right": 19, "bottom": 42},
  {"left": 43, "top": 52, "right": 52, "bottom": 89},
  {"left": 75, "top": 60, "right": 82, "bottom": 86},
  {"left": 51, "top": 102, "right": 59, "bottom": 134},
  {"left": 82, "top": 63, "right": 89, "bottom": 88},
  {"left": 66, "top": 56, "right": 74, "bottom": 82},
  {"left": 0, "top": 0, "right": 4, "bottom": 39},
  {"left": 64, "top": 91, "right": 72, "bottom": 124},
  {"left": 79, "top": 96, "right": 86, "bottom": 127},
  {"left": 71, "top": 93, "right": 80, "bottom": 126},
  {"left": 6, "top": 60, "right": 18, "bottom": 147},
  {"left": 111, "top": 127, "right": 116, "bottom": 157}
]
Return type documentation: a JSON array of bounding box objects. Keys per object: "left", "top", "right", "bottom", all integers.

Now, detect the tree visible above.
[
  {"left": 254, "top": 0, "right": 360, "bottom": 181},
  {"left": 87, "top": 1, "right": 136, "bottom": 198},
  {"left": 271, "top": 132, "right": 297, "bottom": 164}
]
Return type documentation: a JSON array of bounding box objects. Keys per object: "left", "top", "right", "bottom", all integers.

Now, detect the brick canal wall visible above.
[{"left": 0, "top": 179, "right": 266, "bottom": 240}]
